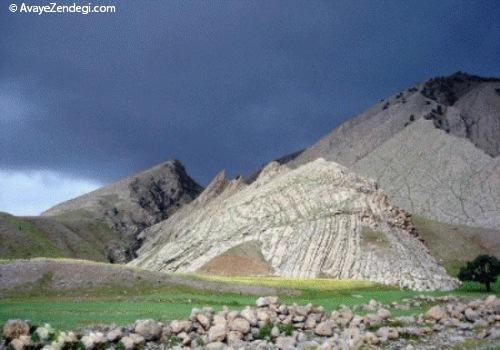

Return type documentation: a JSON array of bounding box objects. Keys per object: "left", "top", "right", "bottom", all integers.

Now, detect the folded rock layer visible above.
[{"left": 130, "top": 159, "right": 457, "bottom": 291}]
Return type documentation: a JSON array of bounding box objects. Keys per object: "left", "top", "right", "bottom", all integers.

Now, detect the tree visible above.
[{"left": 458, "top": 255, "right": 500, "bottom": 292}]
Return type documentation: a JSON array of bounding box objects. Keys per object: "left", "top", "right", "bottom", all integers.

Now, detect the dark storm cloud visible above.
[{"left": 1, "top": 0, "right": 499, "bottom": 191}]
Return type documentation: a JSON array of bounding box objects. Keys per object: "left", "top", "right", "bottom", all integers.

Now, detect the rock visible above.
[
  {"left": 129, "top": 158, "right": 458, "bottom": 291},
  {"left": 3, "top": 320, "right": 30, "bottom": 340},
  {"left": 314, "top": 321, "right": 334, "bottom": 336},
  {"left": 395, "top": 316, "right": 416, "bottom": 325},
  {"left": 241, "top": 307, "right": 258, "bottom": 326},
  {"left": 9, "top": 339, "right": 23, "bottom": 350},
  {"left": 464, "top": 308, "right": 479, "bottom": 322},
  {"left": 426, "top": 305, "right": 445, "bottom": 320},
  {"left": 205, "top": 341, "right": 226, "bottom": 350},
  {"left": 213, "top": 314, "right": 227, "bottom": 327},
  {"left": 275, "top": 336, "right": 297, "bottom": 349},
  {"left": 367, "top": 299, "right": 379, "bottom": 310},
  {"left": 484, "top": 295, "right": 497, "bottom": 306},
  {"left": 305, "top": 315, "right": 318, "bottom": 329},
  {"left": 9, "top": 335, "right": 31, "bottom": 350},
  {"left": 81, "top": 332, "right": 106, "bottom": 350},
  {"left": 256, "top": 310, "right": 270, "bottom": 323},
  {"left": 474, "top": 319, "right": 488, "bottom": 328},
  {"left": 34, "top": 324, "right": 54, "bottom": 342},
  {"left": 134, "top": 319, "right": 162, "bottom": 341},
  {"left": 364, "top": 331, "right": 379, "bottom": 345},
  {"left": 271, "top": 326, "right": 280, "bottom": 338},
  {"left": 177, "top": 332, "right": 191, "bottom": 346},
  {"left": 106, "top": 328, "right": 123, "bottom": 342},
  {"left": 376, "top": 327, "right": 398, "bottom": 341},
  {"left": 226, "top": 331, "right": 243, "bottom": 346},
  {"left": 208, "top": 325, "right": 227, "bottom": 343},
  {"left": 377, "top": 308, "right": 391, "bottom": 320},
  {"left": 170, "top": 320, "right": 190, "bottom": 334},
  {"left": 196, "top": 313, "right": 212, "bottom": 330},
  {"left": 229, "top": 318, "right": 251, "bottom": 334},
  {"left": 300, "top": 340, "right": 320, "bottom": 349},
  {"left": 363, "top": 313, "right": 381, "bottom": 326},
  {"left": 120, "top": 333, "right": 145, "bottom": 350}
]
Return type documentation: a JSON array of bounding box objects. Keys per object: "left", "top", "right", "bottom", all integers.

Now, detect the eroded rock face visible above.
[
  {"left": 287, "top": 72, "right": 500, "bottom": 230},
  {"left": 42, "top": 160, "right": 203, "bottom": 262},
  {"left": 130, "top": 159, "right": 457, "bottom": 291}
]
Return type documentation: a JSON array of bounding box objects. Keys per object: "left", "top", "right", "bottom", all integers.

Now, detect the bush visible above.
[
  {"left": 458, "top": 255, "right": 500, "bottom": 292},
  {"left": 257, "top": 323, "right": 273, "bottom": 339},
  {"left": 278, "top": 323, "right": 294, "bottom": 336}
]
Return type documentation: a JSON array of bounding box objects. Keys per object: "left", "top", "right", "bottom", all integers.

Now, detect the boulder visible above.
[
  {"left": 208, "top": 325, "right": 227, "bottom": 343},
  {"left": 120, "top": 333, "right": 144, "bottom": 350},
  {"left": 196, "top": 313, "right": 212, "bottom": 330},
  {"left": 257, "top": 310, "right": 270, "bottom": 322},
  {"left": 241, "top": 307, "right": 258, "bottom": 326},
  {"left": 226, "top": 331, "right": 243, "bottom": 346},
  {"left": 106, "top": 328, "right": 123, "bottom": 342},
  {"left": 425, "top": 306, "right": 445, "bottom": 320},
  {"left": 464, "top": 308, "right": 479, "bottom": 322},
  {"left": 213, "top": 314, "right": 227, "bottom": 327},
  {"left": 314, "top": 321, "right": 334, "bottom": 336},
  {"left": 205, "top": 341, "right": 226, "bottom": 350},
  {"left": 3, "top": 320, "right": 30, "bottom": 340},
  {"left": 377, "top": 308, "right": 391, "bottom": 320},
  {"left": 229, "top": 318, "right": 251, "bottom": 334},
  {"left": 364, "top": 331, "right": 379, "bottom": 345},
  {"left": 275, "top": 336, "right": 297, "bottom": 349},
  {"left": 134, "top": 319, "right": 162, "bottom": 341},
  {"left": 169, "top": 320, "right": 190, "bottom": 334},
  {"left": 80, "top": 332, "right": 106, "bottom": 350}
]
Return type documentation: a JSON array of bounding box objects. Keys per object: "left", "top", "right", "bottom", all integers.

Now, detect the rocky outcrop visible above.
[
  {"left": 41, "top": 160, "right": 203, "bottom": 262},
  {"left": 130, "top": 159, "right": 456, "bottom": 291},
  {"left": 285, "top": 72, "right": 500, "bottom": 230}
]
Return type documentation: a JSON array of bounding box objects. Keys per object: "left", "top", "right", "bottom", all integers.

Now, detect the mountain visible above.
[
  {"left": 40, "top": 159, "right": 203, "bottom": 262},
  {"left": 130, "top": 159, "right": 457, "bottom": 291},
  {"left": 275, "top": 72, "right": 500, "bottom": 231}
]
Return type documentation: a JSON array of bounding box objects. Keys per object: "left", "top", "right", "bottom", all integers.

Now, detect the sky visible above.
[{"left": 1, "top": 1, "right": 499, "bottom": 215}]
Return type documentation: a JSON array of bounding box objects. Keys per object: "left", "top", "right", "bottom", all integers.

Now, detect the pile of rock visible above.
[{"left": 1, "top": 295, "right": 499, "bottom": 350}]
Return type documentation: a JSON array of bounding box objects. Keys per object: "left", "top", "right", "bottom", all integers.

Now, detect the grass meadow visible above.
[{"left": 1, "top": 272, "right": 498, "bottom": 330}]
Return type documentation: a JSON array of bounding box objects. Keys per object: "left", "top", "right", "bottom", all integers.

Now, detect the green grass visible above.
[
  {"left": 1, "top": 273, "right": 498, "bottom": 331},
  {"left": 0, "top": 213, "right": 121, "bottom": 262},
  {"left": 1, "top": 215, "right": 64, "bottom": 258}
]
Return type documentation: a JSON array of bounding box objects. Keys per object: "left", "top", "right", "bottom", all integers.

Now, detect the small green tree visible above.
[{"left": 458, "top": 255, "right": 500, "bottom": 292}]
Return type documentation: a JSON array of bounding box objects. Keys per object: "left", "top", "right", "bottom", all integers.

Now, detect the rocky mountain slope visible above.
[
  {"left": 284, "top": 72, "right": 500, "bottom": 230},
  {"left": 130, "top": 159, "right": 457, "bottom": 291},
  {"left": 41, "top": 160, "right": 203, "bottom": 262}
]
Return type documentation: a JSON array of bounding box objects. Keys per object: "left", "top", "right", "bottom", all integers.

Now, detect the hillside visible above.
[
  {"left": 411, "top": 215, "right": 500, "bottom": 275},
  {"left": 0, "top": 212, "right": 119, "bottom": 262},
  {"left": 41, "top": 160, "right": 203, "bottom": 262},
  {"left": 1, "top": 160, "right": 202, "bottom": 263},
  {"left": 282, "top": 73, "right": 500, "bottom": 231},
  {"left": 130, "top": 159, "right": 457, "bottom": 291}
]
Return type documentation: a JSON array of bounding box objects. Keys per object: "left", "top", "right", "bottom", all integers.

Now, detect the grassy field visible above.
[{"left": 1, "top": 271, "right": 498, "bottom": 330}]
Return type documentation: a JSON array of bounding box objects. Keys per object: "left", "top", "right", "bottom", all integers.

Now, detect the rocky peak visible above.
[
  {"left": 42, "top": 159, "right": 203, "bottom": 262},
  {"left": 420, "top": 71, "right": 500, "bottom": 106}
]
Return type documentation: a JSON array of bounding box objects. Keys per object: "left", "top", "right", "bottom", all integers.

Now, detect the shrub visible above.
[
  {"left": 458, "top": 255, "right": 500, "bottom": 292},
  {"left": 258, "top": 323, "right": 273, "bottom": 339},
  {"left": 278, "top": 323, "right": 294, "bottom": 336}
]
